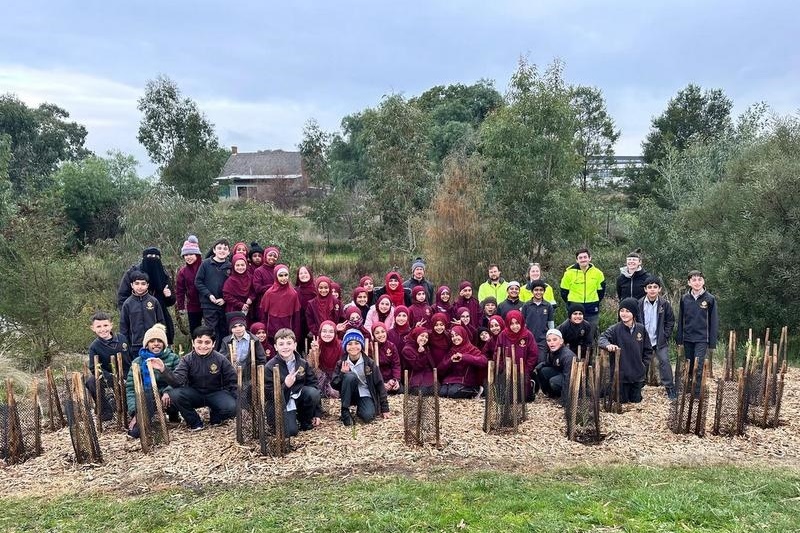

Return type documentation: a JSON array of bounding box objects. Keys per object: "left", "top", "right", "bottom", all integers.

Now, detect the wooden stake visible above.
[
  {"left": 93, "top": 364, "right": 103, "bottom": 434},
  {"left": 773, "top": 361, "right": 787, "bottom": 427},
  {"left": 511, "top": 355, "right": 519, "bottom": 429},
  {"left": 433, "top": 368, "right": 440, "bottom": 446},
  {"left": 147, "top": 360, "right": 169, "bottom": 445},
  {"left": 736, "top": 367, "right": 746, "bottom": 435},
  {"left": 762, "top": 355, "right": 773, "bottom": 428},
  {"left": 695, "top": 359, "right": 708, "bottom": 436},
  {"left": 131, "top": 363, "right": 150, "bottom": 454},
  {"left": 613, "top": 348, "right": 621, "bottom": 414},
  {"left": 484, "top": 362, "right": 494, "bottom": 433},
  {"left": 272, "top": 365, "right": 285, "bottom": 455},
  {"left": 116, "top": 352, "right": 129, "bottom": 429}
]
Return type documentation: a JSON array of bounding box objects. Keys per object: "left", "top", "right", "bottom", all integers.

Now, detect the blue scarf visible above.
[{"left": 138, "top": 348, "right": 158, "bottom": 389}]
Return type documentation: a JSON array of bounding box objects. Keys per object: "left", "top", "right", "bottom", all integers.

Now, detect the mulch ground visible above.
[{"left": 2, "top": 369, "right": 799, "bottom": 497}]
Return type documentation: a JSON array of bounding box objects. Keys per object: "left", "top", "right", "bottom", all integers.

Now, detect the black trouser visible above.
[
  {"left": 536, "top": 366, "right": 565, "bottom": 399},
  {"left": 85, "top": 370, "right": 115, "bottom": 420},
  {"left": 187, "top": 311, "right": 203, "bottom": 336},
  {"left": 202, "top": 307, "right": 228, "bottom": 350},
  {"left": 282, "top": 386, "right": 322, "bottom": 436},
  {"left": 439, "top": 383, "right": 480, "bottom": 399},
  {"left": 168, "top": 387, "right": 236, "bottom": 426},
  {"left": 620, "top": 381, "right": 644, "bottom": 403},
  {"left": 339, "top": 373, "right": 376, "bottom": 422}
]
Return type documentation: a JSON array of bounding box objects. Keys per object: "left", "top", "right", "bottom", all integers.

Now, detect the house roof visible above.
[{"left": 218, "top": 150, "right": 303, "bottom": 179}]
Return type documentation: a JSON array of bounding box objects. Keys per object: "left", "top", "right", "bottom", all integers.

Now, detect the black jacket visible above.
[
  {"left": 120, "top": 294, "right": 165, "bottom": 348},
  {"left": 88, "top": 332, "right": 131, "bottom": 376},
  {"left": 403, "top": 278, "right": 434, "bottom": 306},
  {"left": 220, "top": 335, "right": 268, "bottom": 381},
  {"left": 598, "top": 322, "right": 653, "bottom": 384},
  {"left": 676, "top": 290, "right": 719, "bottom": 348},
  {"left": 616, "top": 268, "right": 649, "bottom": 300},
  {"left": 331, "top": 354, "right": 390, "bottom": 414},
  {"left": 163, "top": 349, "right": 237, "bottom": 397},
  {"left": 637, "top": 296, "right": 675, "bottom": 349},
  {"left": 557, "top": 319, "right": 593, "bottom": 359},
  {"left": 195, "top": 257, "right": 232, "bottom": 311},
  {"left": 264, "top": 353, "right": 322, "bottom": 418}
]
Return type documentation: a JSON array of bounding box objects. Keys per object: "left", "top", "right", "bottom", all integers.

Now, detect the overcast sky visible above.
[{"left": 2, "top": 0, "right": 798, "bottom": 176}]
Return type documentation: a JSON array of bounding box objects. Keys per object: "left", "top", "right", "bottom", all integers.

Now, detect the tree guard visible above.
[{"left": 402, "top": 369, "right": 440, "bottom": 447}]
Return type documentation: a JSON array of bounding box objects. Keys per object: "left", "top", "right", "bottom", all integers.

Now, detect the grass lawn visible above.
[{"left": 3, "top": 466, "right": 799, "bottom": 532}]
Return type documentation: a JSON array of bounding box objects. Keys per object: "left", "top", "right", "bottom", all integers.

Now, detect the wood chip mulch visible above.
[{"left": 2, "top": 369, "right": 799, "bottom": 497}]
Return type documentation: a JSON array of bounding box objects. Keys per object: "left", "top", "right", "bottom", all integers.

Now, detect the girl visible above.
[
  {"left": 455, "top": 281, "right": 481, "bottom": 327},
  {"left": 350, "top": 287, "right": 370, "bottom": 320},
  {"left": 307, "top": 320, "right": 341, "bottom": 399},
  {"left": 359, "top": 275, "right": 376, "bottom": 307},
  {"left": 249, "top": 321, "right": 271, "bottom": 357},
  {"left": 232, "top": 242, "right": 249, "bottom": 257},
  {"left": 428, "top": 312, "right": 452, "bottom": 367},
  {"left": 401, "top": 327, "right": 436, "bottom": 395},
  {"left": 223, "top": 254, "right": 256, "bottom": 319},
  {"left": 371, "top": 322, "right": 401, "bottom": 394},
  {"left": 379, "top": 271, "right": 408, "bottom": 308},
  {"left": 253, "top": 245, "right": 281, "bottom": 299},
  {"left": 438, "top": 325, "right": 488, "bottom": 399},
  {"left": 496, "top": 310, "right": 538, "bottom": 401},
  {"left": 408, "top": 286, "right": 432, "bottom": 327},
  {"left": 258, "top": 264, "right": 301, "bottom": 343},
  {"left": 365, "top": 294, "right": 395, "bottom": 331},
  {"left": 306, "top": 276, "right": 341, "bottom": 337},
  {"left": 485, "top": 315, "right": 505, "bottom": 358},
  {"left": 388, "top": 305, "right": 412, "bottom": 357},
  {"left": 434, "top": 286, "right": 454, "bottom": 319},
  {"left": 480, "top": 297, "right": 498, "bottom": 328},
  {"left": 295, "top": 265, "right": 317, "bottom": 345},
  {"left": 176, "top": 235, "right": 203, "bottom": 334},
  {"left": 247, "top": 242, "right": 264, "bottom": 271},
  {"left": 337, "top": 303, "right": 371, "bottom": 340},
  {"left": 455, "top": 306, "right": 477, "bottom": 340}
]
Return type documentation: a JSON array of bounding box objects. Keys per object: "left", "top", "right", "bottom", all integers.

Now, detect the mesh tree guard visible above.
[
  {"left": 1, "top": 378, "right": 42, "bottom": 465},
  {"left": 130, "top": 362, "right": 169, "bottom": 454},
  {"left": 44, "top": 367, "right": 66, "bottom": 431},
  {"left": 112, "top": 353, "right": 129, "bottom": 431},
  {"left": 402, "top": 369, "right": 440, "bottom": 447},
  {"left": 236, "top": 358, "right": 265, "bottom": 445},
  {"left": 646, "top": 357, "right": 660, "bottom": 386},
  {"left": 711, "top": 332, "right": 747, "bottom": 437},
  {"left": 745, "top": 347, "right": 786, "bottom": 429},
  {"left": 596, "top": 350, "right": 621, "bottom": 414},
  {"left": 668, "top": 355, "right": 710, "bottom": 437},
  {"left": 565, "top": 361, "right": 603, "bottom": 443},
  {"left": 483, "top": 358, "right": 525, "bottom": 434},
  {"left": 92, "top": 364, "right": 123, "bottom": 434},
  {"left": 261, "top": 365, "right": 290, "bottom": 457},
  {"left": 64, "top": 372, "right": 102, "bottom": 464}
]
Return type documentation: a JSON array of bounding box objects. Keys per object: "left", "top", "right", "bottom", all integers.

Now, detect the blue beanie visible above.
[{"left": 342, "top": 328, "right": 365, "bottom": 352}]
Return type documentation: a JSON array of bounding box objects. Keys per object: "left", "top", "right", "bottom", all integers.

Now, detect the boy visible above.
[
  {"left": 220, "top": 312, "right": 267, "bottom": 380},
  {"left": 163, "top": 326, "right": 237, "bottom": 430},
  {"left": 676, "top": 270, "right": 718, "bottom": 390},
  {"left": 265, "top": 328, "right": 322, "bottom": 435},
  {"left": 534, "top": 329, "right": 575, "bottom": 405},
  {"left": 120, "top": 272, "right": 165, "bottom": 354},
  {"left": 638, "top": 276, "right": 676, "bottom": 399},
  {"left": 560, "top": 248, "right": 606, "bottom": 334},
  {"left": 497, "top": 281, "right": 524, "bottom": 318},
  {"left": 521, "top": 280, "right": 555, "bottom": 354},
  {"left": 194, "top": 238, "right": 231, "bottom": 349},
  {"left": 331, "top": 329, "right": 390, "bottom": 426},
  {"left": 557, "top": 304, "right": 593, "bottom": 361},
  {"left": 598, "top": 298, "right": 653, "bottom": 403},
  {"left": 85, "top": 311, "right": 131, "bottom": 421},
  {"left": 480, "top": 297, "right": 498, "bottom": 328},
  {"left": 126, "top": 324, "right": 180, "bottom": 437}
]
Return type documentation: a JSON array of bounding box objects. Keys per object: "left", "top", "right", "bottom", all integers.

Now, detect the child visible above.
[
  {"left": 455, "top": 281, "right": 481, "bottom": 327},
  {"left": 534, "top": 329, "right": 575, "bottom": 404},
  {"left": 408, "top": 286, "right": 433, "bottom": 327},
  {"left": 85, "top": 311, "right": 131, "bottom": 421},
  {"left": 306, "top": 276, "right": 341, "bottom": 337},
  {"left": 163, "top": 326, "right": 238, "bottom": 430},
  {"left": 175, "top": 235, "right": 203, "bottom": 335},
  {"left": 676, "top": 270, "right": 718, "bottom": 392},
  {"left": 331, "top": 329, "right": 390, "bottom": 425},
  {"left": 265, "top": 328, "right": 322, "bottom": 434},
  {"left": 336, "top": 304, "right": 371, "bottom": 340},
  {"left": 250, "top": 321, "right": 271, "bottom": 357},
  {"left": 350, "top": 287, "right": 371, "bottom": 320},
  {"left": 259, "top": 264, "right": 302, "bottom": 343},
  {"left": 433, "top": 286, "right": 454, "bottom": 318},
  {"left": 365, "top": 294, "right": 395, "bottom": 332},
  {"left": 520, "top": 262, "right": 558, "bottom": 307},
  {"left": 520, "top": 280, "right": 555, "bottom": 355},
  {"left": 375, "top": 271, "right": 408, "bottom": 308},
  {"left": 307, "top": 320, "right": 341, "bottom": 399},
  {"left": 485, "top": 315, "right": 505, "bottom": 359},
  {"left": 222, "top": 253, "right": 255, "bottom": 318},
  {"left": 428, "top": 312, "right": 452, "bottom": 367},
  {"left": 638, "top": 276, "right": 676, "bottom": 399},
  {"left": 125, "top": 324, "right": 180, "bottom": 437},
  {"left": 438, "top": 325, "right": 487, "bottom": 399},
  {"left": 371, "top": 322, "right": 401, "bottom": 394},
  {"left": 557, "top": 304, "right": 593, "bottom": 361},
  {"left": 454, "top": 306, "right": 476, "bottom": 339},
  {"left": 496, "top": 310, "right": 538, "bottom": 401},
  {"left": 401, "top": 327, "right": 436, "bottom": 395},
  {"left": 598, "top": 298, "right": 653, "bottom": 403},
  {"left": 194, "top": 238, "right": 231, "bottom": 349},
  {"left": 498, "top": 281, "right": 524, "bottom": 318},
  {"left": 295, "top": 266, "right": 317, "bottom": 345},
  {"left": 359, "top": 275, "right": 376, "bottom": 307},
  {"left": 220, "top": 312, "right": 267, "bottom": 380},
  {"left": 388, "top": 305, "right": 412, "bottom": 356},
  {"left": 117, "top": 247, "right": 176, "bottom": 344},
  {"left": 253, "top": 245, "right": 281, "bottom": 299},
  {"left": 480, "top": 297, "right": 498, "bottom": 328},
  {"left": 232, "top": 241, "right": 249, "bottom": 257},
  {"left": 247, "top": 242, "right": 264, "bottom": 271},
  {"left": 120, "top": 271, "right": 165, "bottom": 354}
]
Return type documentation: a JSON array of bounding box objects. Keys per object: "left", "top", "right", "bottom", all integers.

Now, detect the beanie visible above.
[
  {"left": 411, "top": 257, "right": 426, "bottom": 272},
  {"left": 342, "top": 328, "right": 365, "bottom": 352},
  {"left": 619, "top": 297, "right": 640, "bottom": 320},
  {"left": 143, "top": 324, "right": 167, "bottom": 346},
  {"left": 480, "top": 296, "right": 497, "bottom": 307},
  {"left": 546, "top": 328, "right": 563, "bottom": 339},
  {"left": 226, "top": 311, "right": 247, "bottom": 329},
  {"left": 568, "top": 303, "right": 585, "bottom": 316},
  {"left": 248, "top": 242, "right": 264, "bottom": 258},
  {"left": 507, "top": 281, "right": 521, "bottom": 289},
  {"left": 181, "top": 235, "right": 201, "bottom": 256}
]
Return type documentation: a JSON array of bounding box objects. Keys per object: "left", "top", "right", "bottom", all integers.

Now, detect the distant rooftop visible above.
[{"left": 217, "top": 149, "right": 303, "bottom": 180}]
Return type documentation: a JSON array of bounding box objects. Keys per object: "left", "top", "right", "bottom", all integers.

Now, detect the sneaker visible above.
[
  {"left": 474, "top": 386, "right": 484, "bottom": 400},
  {"left": 188, "top": 423, "right": 204, "bottom": 432},
  {"left": 299, "top": 421, "right": 314, "bottom": 431},
  {"left": 341, "top": 411, "right": 353, "bottom": 427},
  {"left": 127, "top": 426, "right": 141, "bottom": 439}
]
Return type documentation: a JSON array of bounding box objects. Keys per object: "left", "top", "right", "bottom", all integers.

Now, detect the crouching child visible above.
[
  {"left": 598, "top": 298, "right": 653, "bottom": 403},
  {"left": 331, "top": 329, "right": 390, "bottom": 426},
  {"left": 265, "top": 328, "right": 322, "bottom": 435},
  {"left": 534, "top": 329, "right": 575, "bottom": 405},
  {"left": 163, "top": 326, "right": 237, "bottom": 430},
  {"left": 125, "top": 324, "right": 180, "bottom": 438}
]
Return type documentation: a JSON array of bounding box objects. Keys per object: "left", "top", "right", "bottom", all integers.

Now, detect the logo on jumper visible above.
[
  {"left": 122, "top": 343, "right": 128, "bottom": 350},
  {"left": 636, "top": 332, "right": 643, "bottom": 341},
  {"left": 296, "top": 366, "right": 305, "bottom": 377},
  {"left": 542, "top": 308, "right": 547, "bottom": 314},
  {"left": 146, "top": 301, "right": 154, "bottom": 310},
  {"left": 386, "top": 348, "right": 392, "bottom": 356},
  {"left": 579, "top": 330, "right": 585, "bottom": 337},
  {"left": 365, "top": 365, "right": 372, "bottom": 376},
  {"left": 425, "top": 309, "right": 431, "bottom": 316},
  {"left": 209, "top": 363, "right": 219, "bottom": 374},
  {"left": 700, "top": 301, "right": 708, "bottom": 309},
  {"left": 519, "top": 339, "right": 526, "bottom": 347}
]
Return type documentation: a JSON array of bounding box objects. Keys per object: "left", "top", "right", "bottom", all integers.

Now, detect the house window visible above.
[{"left": 236, "top": 185, "right": 257, "bottom": 199}]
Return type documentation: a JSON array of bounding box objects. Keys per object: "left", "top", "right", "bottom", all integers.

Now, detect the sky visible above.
[{"left": 1, "top": 0, "right": 798, "bottom": 177}]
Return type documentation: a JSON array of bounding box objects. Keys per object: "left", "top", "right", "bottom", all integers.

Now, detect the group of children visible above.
[{"left": 99, "top": 239, "right": 718, "bottom": 434}]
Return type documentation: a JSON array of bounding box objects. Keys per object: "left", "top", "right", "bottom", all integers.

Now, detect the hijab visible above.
[
  {"left": 261, "top": 264, "right": 299, "bottom": 317},
  {"left": 383, "top": 271, "right": 406, "bottom": 308}
]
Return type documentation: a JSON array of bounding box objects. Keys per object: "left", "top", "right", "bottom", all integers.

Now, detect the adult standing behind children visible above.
[
  {"left": 477, "top": 264, "right": 509, "bottom": 304},
  {"left": 676, "top": 270, "right": 719, "bottom": 392},
  {"left": 194, "top": 239, "right": 231, "bottom": 350},
  {"left": 403, "top": 257, "right": 435, "bottom": 304},
  {"left": 519, "top": 262, "right": 558, "bottom": 307},
  {"left": 175, "top": 236, "right": 203, "bottom": 335},
  {"left": 616, "top": 249, "right": 649, "bottom": 301},
  {"left": 117, "top": 247, "right": 176, "bottom": 345},
  {"left": 560, "top": 248, "right": 606, "bottom": 335}
]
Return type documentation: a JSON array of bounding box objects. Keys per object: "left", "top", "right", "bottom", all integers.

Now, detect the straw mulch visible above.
[{"left": 2, "top": 369, "right": 799, "bottom": 497}]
